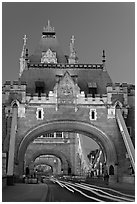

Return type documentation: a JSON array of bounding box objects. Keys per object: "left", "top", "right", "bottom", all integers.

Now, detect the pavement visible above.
[{"left": 2, "top": 183, "right": 48, "bottom": 202}]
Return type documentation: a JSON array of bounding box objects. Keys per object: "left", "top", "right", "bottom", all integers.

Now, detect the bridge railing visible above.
[{"left": 116, "top": 109, "right": 135, "bottom": 171}]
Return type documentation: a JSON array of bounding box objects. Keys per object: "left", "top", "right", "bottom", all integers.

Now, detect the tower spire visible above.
[
  {"left": 68, "top": 35, "right": 78, "bottom": 64},
  {"left": 21, "top": 35, "right": 27, "bottom": 58},
  {"left": 19, "top": 35, "right": 28, "bottom": 78}
]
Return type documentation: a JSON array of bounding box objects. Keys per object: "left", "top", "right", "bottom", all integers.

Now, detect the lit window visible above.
[{"left": 89, "top": 109, "right": 97, "bottom": 120}]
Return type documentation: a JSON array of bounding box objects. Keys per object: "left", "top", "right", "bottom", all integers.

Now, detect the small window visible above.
[
  {"left": 36, "top": 108, "right": 44, "bottom": 120},
  {"left": 92, "top": 111, "right": 95, "bottom": 119},
  {"left": 90, "top": 109, "right": 97, "bottom": 120},
  {"left": 35, "top": 81, "right": 45, "bottom": 97},
  {"left": 56, "top": 132, "right": 63, "bottom": 138},
  {"left": 38, "top": 110, "right": 42, "bottom": 119},
  {"left": 88, "top": 82, "right": 97, "bottom": 97}
]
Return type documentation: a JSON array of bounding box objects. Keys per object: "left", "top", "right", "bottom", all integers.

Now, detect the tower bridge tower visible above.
[{"left": 2, "top": 21, "right": 135, "bottom": 185}]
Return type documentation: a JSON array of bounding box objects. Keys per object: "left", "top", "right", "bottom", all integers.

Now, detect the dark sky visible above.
[{"left": 2, "top": 2, "right": 135, "bottom": 84}]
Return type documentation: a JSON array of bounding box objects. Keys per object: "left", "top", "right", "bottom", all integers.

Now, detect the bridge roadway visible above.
[{"left": 2, "top": 178, "right": 135, "bottom": 202}]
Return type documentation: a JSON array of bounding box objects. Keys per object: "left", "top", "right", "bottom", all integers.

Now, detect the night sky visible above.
[{"left": 2, "top": 2, "right": 135, "bottom": 84}]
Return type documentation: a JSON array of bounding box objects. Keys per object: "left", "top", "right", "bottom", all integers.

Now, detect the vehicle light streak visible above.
[
  {"left": 75, "top": 183, "right": 133, "bottom": 202},
  {"left": 50, "top": 179, "right": 134, "bottom": 202},
  {"left": 51, "top": 178, "right": 74, "bottom": 193},
  {"left": 60, "top": 181, "right": 104, "bottom": 202},
  {"left": 63, "top": 181, "right": 122, "bottom": 202},
  {"left": 82, "top": 183, "right": 135, "bottom": 199}
]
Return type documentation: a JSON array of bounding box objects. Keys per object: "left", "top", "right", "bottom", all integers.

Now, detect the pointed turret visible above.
[
  {"left": 68, "top": 35, "right": 78, "bottom": 64},
  {"left": 19, "top": 35, "right": 28, "bottom": 78},
  {"left": 28, "top": 20, "right": 67, "bottom": 64},
  {"left": 102, "top": 50, "right": 106, "bottom": 71},
  {"left": 42, "top": 20, "right": 56, "bottom": 37}
]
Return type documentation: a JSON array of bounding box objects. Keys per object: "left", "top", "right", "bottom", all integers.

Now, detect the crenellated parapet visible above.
[
  {"left": 3, "top": 80, "right": 26, "bottom": 90},
  {"left": 26, "top": 91, "right": 108, "bottom": 105},
  {"left": 26, "top": 91, "right": 57, "bottom": 104},
  {"left": 77, "top": 92, "right": 107, "bottom": 105},
  {"left": 2, "top": 81, "right": 27, "bottom": 104}
]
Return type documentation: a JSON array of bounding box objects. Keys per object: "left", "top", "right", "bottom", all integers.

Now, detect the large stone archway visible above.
[
  {"left": 17, "top": 120, "right": 117, "bottom": 176},
  {"left": 25, "top": 149, "right": 69, "bottom": 175},
  {"left": 32, "top": 160, "right": 60, "bottom": 175},
  {"left": 34, "top": 163, "right": 54, "bottom": 174}
]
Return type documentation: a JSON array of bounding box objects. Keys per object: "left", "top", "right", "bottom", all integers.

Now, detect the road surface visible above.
[
  {"left": 2, "top": 178, "right": 135, "bottom": 202},
  {"left": 45, "top": 178, "right": 135, "bottom": 202}
]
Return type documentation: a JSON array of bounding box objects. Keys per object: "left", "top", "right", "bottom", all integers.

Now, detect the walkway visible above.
[{"left": 2, "top": 183, "right": 48, "bottom": 202}]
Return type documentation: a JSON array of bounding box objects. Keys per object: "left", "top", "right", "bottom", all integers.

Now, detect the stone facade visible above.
[{"left": 2, "top": 21, "right": 135, "bottom": 183}]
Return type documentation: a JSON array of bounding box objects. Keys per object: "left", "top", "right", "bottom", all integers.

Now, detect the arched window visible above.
[
  {"left": 36, "top": 108, "right": 44, "bottom": 120},
  {"left": 89, "top": 109, "right": 97, "bottom": 120},
  {"left": 115, "top": 101, "right": 123, "bottom": 109},
  {"left": 109, "top": 165, "right": 114, "bottom": 175},
  {"left": 38, "top": 110, "right": 41, "bottom": 119},
  {"left": 92, "top": 111, "right": 95, "bottom": 119}
]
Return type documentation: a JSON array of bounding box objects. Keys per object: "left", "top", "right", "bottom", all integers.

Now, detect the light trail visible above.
[
  {"left": 64, "top": 182, "right": 103, "bottom": 202},
  {"left": 62, "top": 181, "right": 123, "bottom": 202},
  {"left": 82, "top": 182, "right": 135, "bottom": 199},
  {"left": 75, "top": 183, "right": 134, "bottom": 202},
  {"left": 51, "top": 178, "right": 74, "bottom": 193},
  {"left": 50, "top": 178, "right": 134, "bottom": 202},
  {"left": 52, "top": 178, "right": 103, "bottom": 201}
]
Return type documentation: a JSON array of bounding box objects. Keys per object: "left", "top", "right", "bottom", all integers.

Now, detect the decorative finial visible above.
[
  {"left": 69, "top": 35, "right": 78, "bottom": 64},
  {"left": 21, "top": 35, "right": 27, "bottom": 58},
  {"left": 70, "top": 35, "right": 76, "bottom": 55},
  {"left": 23, "top": 34, "right": 27, "bottom": 46},
  {"left": 19, "top": 34, "right": 28, "bottom": 78},
  {"left": 71, "top": 35, "right": 75, "bottom": 45},
  {"left": 102, "top": 50, "right": 106, "bottom": 62},
  {"left": 43, "top": 20, "right": 55, "bottom": 33},
  {"left": 48, "top": 19, "right": 50, "bottom": 26},
  {"left": 102, "top": 50, "right": 106, "bottom": 71}
]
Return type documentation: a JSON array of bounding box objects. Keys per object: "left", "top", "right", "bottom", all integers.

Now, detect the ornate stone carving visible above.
[
  {"left": 41, "top": 49, "right": 57, "bottom": 64},
  {"left": 56, "top": 71, "right": 80, "bottom": 105},
  {"left": 43, "top": 20, "right": 55, "bottom": 33}
]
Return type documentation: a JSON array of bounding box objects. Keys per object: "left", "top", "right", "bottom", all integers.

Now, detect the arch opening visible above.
[
  {"left": 109, "top": 165, "right": 114, "bottom": 175},
  {"left": 17, "top": 120, "right": 117, "bottom": 176},
  {"left": 24, "top": 148, "right": 70, "bottom": 176}
]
